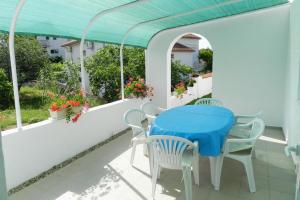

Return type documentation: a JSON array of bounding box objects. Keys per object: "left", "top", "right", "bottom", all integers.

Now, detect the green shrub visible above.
[
  {"left": 0, "top": 68, "right": 13, "bottom": 109},
  {"left": 0, "top": 34, "right": 49, "bottom": 86},
  {"left": 38, "top": 61, "right": 80, "bottom": 95},
  {"left": 199, "top": 48, "right": 213, "bottom": 72},
  {"left": 19, "top": 86, "right": 45, "bottom": 109},
  {"left": 171, "top": 60, "right": 193, "bottom": 91}
]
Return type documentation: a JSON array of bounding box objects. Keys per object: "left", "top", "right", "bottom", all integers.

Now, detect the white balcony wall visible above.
[
  {"left": 283, "top": 0, "right": 300, "bottom": 146},
  {"left": 2, "top": 99, "right": 145, "bottom": 189},
  {"left": 169, "top": 75, "right": 212, "bottom": 108},
  {"left": 146, "top": 5, "right": 290, "bottom": 127}
]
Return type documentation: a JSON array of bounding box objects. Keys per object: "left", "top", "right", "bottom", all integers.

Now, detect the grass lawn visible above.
[
  {"left": 0, "top": 86, "right": 105, "bottom": 131},
  {"left": 0, "top": 108, "right": 49, "bottom": 130}
]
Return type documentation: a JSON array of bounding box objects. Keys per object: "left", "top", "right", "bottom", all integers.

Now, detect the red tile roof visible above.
[{"left": 172, "top": 43, "right": 195, "bottom": 52}]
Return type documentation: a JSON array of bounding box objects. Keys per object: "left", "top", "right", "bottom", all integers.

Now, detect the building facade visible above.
[
  {"left": 61, "top": 40, "right": 104, "bottom": 64},
  {"left": 171, "top": 34, "right": 202, "bottom": 71},
  {"left": 36, "top": 36, "right": 68, "bottom": 58}
]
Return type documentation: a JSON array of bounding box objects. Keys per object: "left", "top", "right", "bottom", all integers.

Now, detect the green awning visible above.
[{"left": 0, "top": 0, "right": 288, "bottom": 48}]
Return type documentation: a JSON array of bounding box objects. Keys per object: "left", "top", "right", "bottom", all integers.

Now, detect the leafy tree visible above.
[
  {"left": 0, "top": 34, "right": 49, "bottom": 86},
  {"left": 85, "top": 45, "right": 145, "bottom": 102},
  {"left": 38, "top": 61, "right": 80, "bottom": 95},
  {"left": 171, "top": 60, "right": 193, "bottom": 91},
  {"left": 199, "top": 48, "right": 213, "bottom": 72},
  {"left": 0, "top": 68, "right": 13, "bottom": 109}
]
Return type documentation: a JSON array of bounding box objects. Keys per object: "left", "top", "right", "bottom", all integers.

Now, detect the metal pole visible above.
[
  {"left": 119, "top": 0, "right": 241, "bottom": 99},
  {"left": 9, "top": 0, "right": 27, "bottom": 131},
  {"left": 79, "top": 0, "right": 149, "bottom": 92}
]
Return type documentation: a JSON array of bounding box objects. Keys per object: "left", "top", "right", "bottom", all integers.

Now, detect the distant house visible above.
[
  {"left": 171, "top": 34, "right": 202, "bottom": 71},
  {"left": 37, "top": 36, "right": 68, "bottom": 58},
  {"left": 61, "top": 40, "right": 104, "bottom": 63}
]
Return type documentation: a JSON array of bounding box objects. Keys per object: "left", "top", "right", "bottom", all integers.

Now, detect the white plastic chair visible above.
[
  {"left": 217, "top": 118, "right": 265, "bottom": 193},
  {"left": 123, "top": 109, "right": 147, "bottom": 165},
  {"left": 147, "top": 135, "right": 199, "bottom": 200},
  {"left": 230, "top": 111, "right": 263, "bottom": 158},
  {"left": 194, "top": 98, "right": 223, "bottom": 106},
  {"left": 140, "top": 102, "right": 166, "bottom": 125}
]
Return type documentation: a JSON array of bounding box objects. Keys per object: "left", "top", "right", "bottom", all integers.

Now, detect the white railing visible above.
[
  {"left": 2, "top": 99, "right": 146, "bottom": 189},
  {"left": 169, "top": 75, "right": 212, "bottom": 108}
]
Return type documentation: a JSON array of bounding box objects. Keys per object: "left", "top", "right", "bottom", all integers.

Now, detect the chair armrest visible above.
[
  {"left": 158, "top": 107, "right": 167, "bottom": 112},
  {"left": 223, "top": 138, "right": 256, "bottom": 154},
  {"left": 127, "top": 124, "right": 145, "bottom": 134},
  {"left": 226, "top": 138, "right": 256, "bottom": 143},
  {"left": 145, "top": 114, "right": 156, "bottom": 120}
]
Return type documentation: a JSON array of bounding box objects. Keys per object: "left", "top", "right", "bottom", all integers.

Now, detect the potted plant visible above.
[
  {"left": 174, "top": 81, "right": 186, "bottom": 99},
  {"left": 187, "top": 79, "right": 196, "bottom": 95},
  {"left": 48, "top": 90, "right": 89, "bottom": 123},
  {"left": 124, "top": 78, "right": 154, "bottom": 99}
]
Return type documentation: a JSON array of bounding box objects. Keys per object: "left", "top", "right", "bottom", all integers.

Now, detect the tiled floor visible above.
[{"left": 9, "top": 127, "right": 295, "bottom": 200}]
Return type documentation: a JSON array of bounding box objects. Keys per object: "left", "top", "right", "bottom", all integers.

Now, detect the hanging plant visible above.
[
  {"left": 48, "top": 90, "right": 89, "bottom": 123},
  {"left": 124, "top": 77, "right": 154, "bottom": 99}
]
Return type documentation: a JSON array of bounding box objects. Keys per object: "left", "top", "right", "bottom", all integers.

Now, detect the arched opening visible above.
[{"left": 167, "top": 32, "right": 213, "bottom": 106}]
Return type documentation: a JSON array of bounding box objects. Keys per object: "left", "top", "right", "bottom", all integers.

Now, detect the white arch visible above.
[
  {"left": 167, "top": 32, "right": 213, "bottom": 89},
  {"left": 119, "top": 0, "right": 239, "bottom": 99}
]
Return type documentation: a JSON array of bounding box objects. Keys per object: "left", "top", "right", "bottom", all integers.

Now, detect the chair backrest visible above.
[
  {"left": 194, "top": 98, "right": 222, "bottom": 106},
  {"left": 140, "top": 102, "right": 160, "bottom": 116},
  {"left": 250, "top": 118, "right": 265, "bottom": 140},
  {"left": 123, "top": 109, "right": 145, "bottom": 136},
  {"left": 147, "top": 135, "right": 195, "bottom": 169}
]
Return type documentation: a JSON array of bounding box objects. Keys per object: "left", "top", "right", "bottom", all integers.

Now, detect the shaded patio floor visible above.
[{"left": 9, "top": 127, "right": 295, "bottom": 200}]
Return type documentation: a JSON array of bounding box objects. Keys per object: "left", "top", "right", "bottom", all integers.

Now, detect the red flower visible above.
[
  {"left": 67, "top": 100, "right": 81, "bottom": 107},
  {"left": 135, "top": 83, "right": 142, "bottom": 88},
  {"left": 72, "top": 113, "right": 81, "bottom": 123},
  {"left": 50, "top": 103, "right": 59, "bottom": 112},
  {"left": 61, "top": 104, "right": 68, "bottom": 109}
]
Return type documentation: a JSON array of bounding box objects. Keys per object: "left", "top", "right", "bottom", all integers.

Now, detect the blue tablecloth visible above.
[{"left": 150, "top": 105, "right": 235, "bottom": 156}]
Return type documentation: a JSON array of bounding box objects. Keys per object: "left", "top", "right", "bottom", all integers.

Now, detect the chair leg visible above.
[
  {"left": 209, "top": 157, "right": 215, "bottom": 186},
  {"left": 130, "top": 141, "right": 137, "bottom": 166},
  {"left": 213, "top": 156, "right": 224, "bottom": 191},
  {"left": 157, "top": 166, "right": 161, "bottom": 179},
  {"left": 183, "top": 166, "right": 193, "bottom": 200},
  {"left": 148, "top": 145, "right": 153, "bottom": 176},
  {"left": 243, "top": 156, "right": 256, "bottom": 193},
  {"left": 252, "top": 148, "right": 256, "bottom": 159},
  {"left": 151, "top": 164, "right": 159, "bottom": 198},
  {"left": 193, "top": 152, "right": 199, "bottom": 185}
]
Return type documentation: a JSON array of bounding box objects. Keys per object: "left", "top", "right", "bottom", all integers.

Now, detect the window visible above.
[
  {"left": 83, "top": 50, "right": 86, "bottom": 56},
  {"left": 53, "top": 37, "right": 57, "bottom": 40},
  {"left": 45, "top": 36, "right": 49, "bottom": 40},
  {"left": 171, "top": 54, "right": 174, "bottom": 59},
  {"left": 50, "top": 49, "right": 59, "bottom": 54},
  {"left": 86, "top": 41, "right": 94, "bottom": 49}
]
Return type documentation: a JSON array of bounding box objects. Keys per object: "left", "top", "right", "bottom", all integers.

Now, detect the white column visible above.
[{"left": 9, "top": 0, "right": 27, "bottom": 130}]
